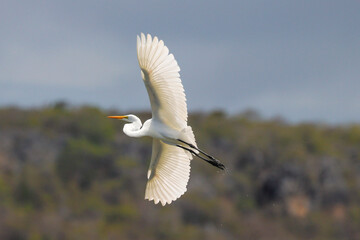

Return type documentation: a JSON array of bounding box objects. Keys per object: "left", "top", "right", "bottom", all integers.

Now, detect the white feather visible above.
[
  {"left": 108, "top": 33, "right": 205, "bottom": 206},
  {"left": 145, "top": 139, "right": 191, "bottom": 206},
  {"left": 136, "top": 33, "right": 198, "bottom": 205},
  {"left": 137, "top": 33, "right": 188, "bottom": 130}
]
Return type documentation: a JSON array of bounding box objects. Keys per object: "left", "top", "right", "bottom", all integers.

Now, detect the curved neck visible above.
[{"left": 123, "top": 117, "right": 147, "bottom": 138}]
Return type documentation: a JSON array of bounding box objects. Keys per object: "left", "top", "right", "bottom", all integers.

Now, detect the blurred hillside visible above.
[{"left": 0, "top": 104, "right": 359, "bottom": 240}]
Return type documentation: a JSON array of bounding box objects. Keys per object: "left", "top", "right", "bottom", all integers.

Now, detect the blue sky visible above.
[{"left": 1, "top": 0, "right": 359, "bottom": 123}]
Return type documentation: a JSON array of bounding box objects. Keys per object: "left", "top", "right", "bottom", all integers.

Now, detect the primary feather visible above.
[
  {"left": 145, "top": 139, "right": 191, "bottom": 206},
  {"left": 137, "top": 33, "right": 188, "bottom": 130}
]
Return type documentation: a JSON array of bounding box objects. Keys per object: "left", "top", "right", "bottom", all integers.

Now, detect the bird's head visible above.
[{"left": 107, "top": 114, "right": 137, "bottom": 123}]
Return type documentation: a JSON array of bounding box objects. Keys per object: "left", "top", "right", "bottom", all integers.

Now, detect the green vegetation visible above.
[{"left": 0, "top": 105, "right": 359, "bottom": 239}]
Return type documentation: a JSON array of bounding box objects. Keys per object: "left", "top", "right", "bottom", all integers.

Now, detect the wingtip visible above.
[
  {"left": 141, "top": 32, "right": 145, "bottom": 39},
  {"left": 145, "top": 197, "right": 173, "bottom": 206}
]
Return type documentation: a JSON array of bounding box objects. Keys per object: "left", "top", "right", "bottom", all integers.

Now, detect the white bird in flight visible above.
[{"left": 108, "top": 33, "right": 225, "bottom": 206}]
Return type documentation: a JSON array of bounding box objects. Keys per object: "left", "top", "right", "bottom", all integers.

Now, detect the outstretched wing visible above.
[
  {"left": 145, "top": 139, "right": 192, "bottom": 206},
  {"left": 137, "top": 33, "right": 188, "bottom": 130}
]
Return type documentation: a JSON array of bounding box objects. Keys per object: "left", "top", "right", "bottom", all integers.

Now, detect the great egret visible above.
[{"left": 108, "top": 33, "right": 225, "bottom": 206}]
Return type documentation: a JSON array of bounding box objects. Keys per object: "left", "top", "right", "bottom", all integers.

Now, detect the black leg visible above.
[
  {"left": 177, "top": 139, "right": 225, "bottom": 169},
  {"left": 176, "top": 145, "right": 209, "bottom": 163},
  {"left": 176, "top": 142, "right": 225, "bottom": 170}
]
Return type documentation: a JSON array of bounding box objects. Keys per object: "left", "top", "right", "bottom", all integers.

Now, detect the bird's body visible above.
[
  {"left": 108, "top": 33, "right": 224, "bottom": 206},
  {"left": 121, "top": 116, "right": 183, "bottom": 145}
]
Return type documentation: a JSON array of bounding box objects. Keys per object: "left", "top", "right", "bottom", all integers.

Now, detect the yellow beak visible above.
[{"left": 107, "top": 115, "right": 128, "bottom": 119}]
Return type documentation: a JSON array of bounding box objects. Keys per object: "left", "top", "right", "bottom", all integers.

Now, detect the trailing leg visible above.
[{"left": 176, "top": 140, "right": 225, "bottom": 170}]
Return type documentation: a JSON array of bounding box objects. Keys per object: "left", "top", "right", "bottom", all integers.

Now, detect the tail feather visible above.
[
  {"left": 180, "top": 126, "right": 198, "bottom": 158},
  {"left": 180, "top": 126, "right": 197, "bottom": 147}
]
